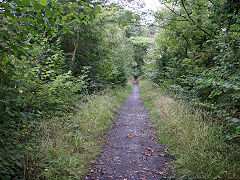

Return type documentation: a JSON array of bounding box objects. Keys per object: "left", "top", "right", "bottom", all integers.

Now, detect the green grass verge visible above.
[
  {"left": 139, "top": 80, "right": 240, "bottom": 179},
  {"left": 23, "top": 83, "right": 132, "bottom": 179}
]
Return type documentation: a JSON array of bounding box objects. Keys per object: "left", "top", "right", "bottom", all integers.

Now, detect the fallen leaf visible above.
[
  {"left": 142, "top": 168, "right": 150, "bottom": 171},
  {"left": 130, "top": 173, "right": 134, "bottom": 178},
  {"left": 113, "top": 156, "right": 120, "bottom": 160},
  {"left": 126, "top": 135, "right": 134, "bottom": 138},
  {"left": 147, "top": 153, "right": 152, "bottom": 156},
  {"left": 148, "top": 147, "right": 153, "bottom": 152},
  {"left": 152, "top": 170, "right": 164, "bottom": 174},
  {"left": 159, "top": 153, "right": 165, "bottom": 157}
]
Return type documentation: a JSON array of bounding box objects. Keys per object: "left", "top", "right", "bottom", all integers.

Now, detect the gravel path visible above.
[{"left": 86, "top": 83, "right": 172, "bottom": 180}]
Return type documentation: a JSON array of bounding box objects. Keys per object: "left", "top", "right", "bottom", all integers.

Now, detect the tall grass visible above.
[
  {"left": 139, "top": 80, "right": 240, "bottom": 179},
  {"left": 23, "top": 83, "right": 132, "bottom": 179}
]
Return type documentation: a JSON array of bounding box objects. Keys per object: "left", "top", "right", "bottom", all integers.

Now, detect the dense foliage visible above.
[
  {"left": 144, "top": 0, "right": 240, "bottom": 141},
  {"left": 0, "top": 0, "right": 139, "bottom": 178}
]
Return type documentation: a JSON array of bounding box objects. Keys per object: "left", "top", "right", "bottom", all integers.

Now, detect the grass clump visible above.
[
  {"left": 139, "top": 80, "right": 240, "bottom": 179},
  {"left": 22, "top": 84, "right": 132, "bottom": 179}
]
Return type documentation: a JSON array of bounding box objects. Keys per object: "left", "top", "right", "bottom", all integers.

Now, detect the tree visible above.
[{"left": 145, "top": 0, "right": 240, "bottom": 140}]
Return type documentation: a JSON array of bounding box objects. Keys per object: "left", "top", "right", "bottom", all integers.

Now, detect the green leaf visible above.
[
  {"left": 33, "top": 2, "right": 42, "bottom": 11},
  {"left": 94, "top": 6, "right": 101, "bottom": 11},
  {"left": 52, "top": 1, "right": 57, "bottom": 7},
  {"left": 23, "top": 0, "right": 31, "bottom": 6},
  {"left": 69, "top": 12, "right": 74, "bottom": 17},
  {"left": 85, "top": 7, "right": 92, "bottom": 12},
  {"left": 230, "top": 25, "right": 239, "bottom": 31},
  {"left": 62, "top": 16, "right": 67, "bottom": 21},
  {"left": 81, "top": 2, "right": 88, "bottom": 7},
  {"left": 39, "top": 0, "right": 48, "bottom": 6},
  {"left": 0, "top": 102, "right": 6, "bottom": 113},
  {"left": 62, "top": 27, "right": 68, "bottom": 33},
  {"left": 73, "top": 2, "right": 79, "bottom": 8},
  {"left": 79, "top": 12, "right": 84, "bottom": 19},
  {"left": 16, "top": 161, "right": 23, "bottom": 168}
]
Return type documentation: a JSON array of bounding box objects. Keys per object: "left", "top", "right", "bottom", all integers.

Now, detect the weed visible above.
[
  {"left": 139, "top": 80, "right": 240, "bottom": 179},
  {"left": 22, "top": 84, "right": 132, "bottom": 179}
]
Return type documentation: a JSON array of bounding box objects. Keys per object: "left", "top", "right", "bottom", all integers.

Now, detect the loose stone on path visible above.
[{"left": 86, "top": 83, "right": 172, "bottom": 180}]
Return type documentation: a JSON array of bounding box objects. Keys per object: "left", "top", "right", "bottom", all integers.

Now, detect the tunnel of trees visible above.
[{"left": 0, "top": 0, "right": 239, "bottom": 178}]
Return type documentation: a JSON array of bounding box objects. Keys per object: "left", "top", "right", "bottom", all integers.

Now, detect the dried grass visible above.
[{"left": 139, "top": 80, "right": 239, "bottom": 179}]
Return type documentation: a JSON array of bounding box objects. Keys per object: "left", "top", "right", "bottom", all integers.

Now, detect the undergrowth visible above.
[
  {"left": 20, "top": 83, "right": 132, "bottom": 179},
  {"left": 139, "top": 80, "right": 240, "bottom": 179}
]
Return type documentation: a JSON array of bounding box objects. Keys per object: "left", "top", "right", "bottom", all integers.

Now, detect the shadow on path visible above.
[{"left": 86, "top": 83, "right": 172, "bottom": 180}]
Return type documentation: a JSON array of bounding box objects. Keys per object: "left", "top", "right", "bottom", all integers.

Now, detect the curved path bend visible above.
[{"left": 86, "top": 83, "right": 172, "bottom": 180}]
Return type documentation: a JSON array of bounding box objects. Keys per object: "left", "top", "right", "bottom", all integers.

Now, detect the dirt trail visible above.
[{"left": 86, "top": 83, "right": 172, "bottom": 179}]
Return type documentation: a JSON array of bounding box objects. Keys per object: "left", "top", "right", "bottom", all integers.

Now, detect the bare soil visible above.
[{"left": 86, "top": 83, "right": 172, "bottom": 180}]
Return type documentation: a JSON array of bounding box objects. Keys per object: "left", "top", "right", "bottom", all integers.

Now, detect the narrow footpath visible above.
[{"left": 86, "top": 83, "right": 172, "bottom": 180}]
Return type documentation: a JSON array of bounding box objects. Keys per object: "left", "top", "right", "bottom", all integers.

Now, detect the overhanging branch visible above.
[{"left": 180, "top": 0, "right": 214, "bottom": 37}]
